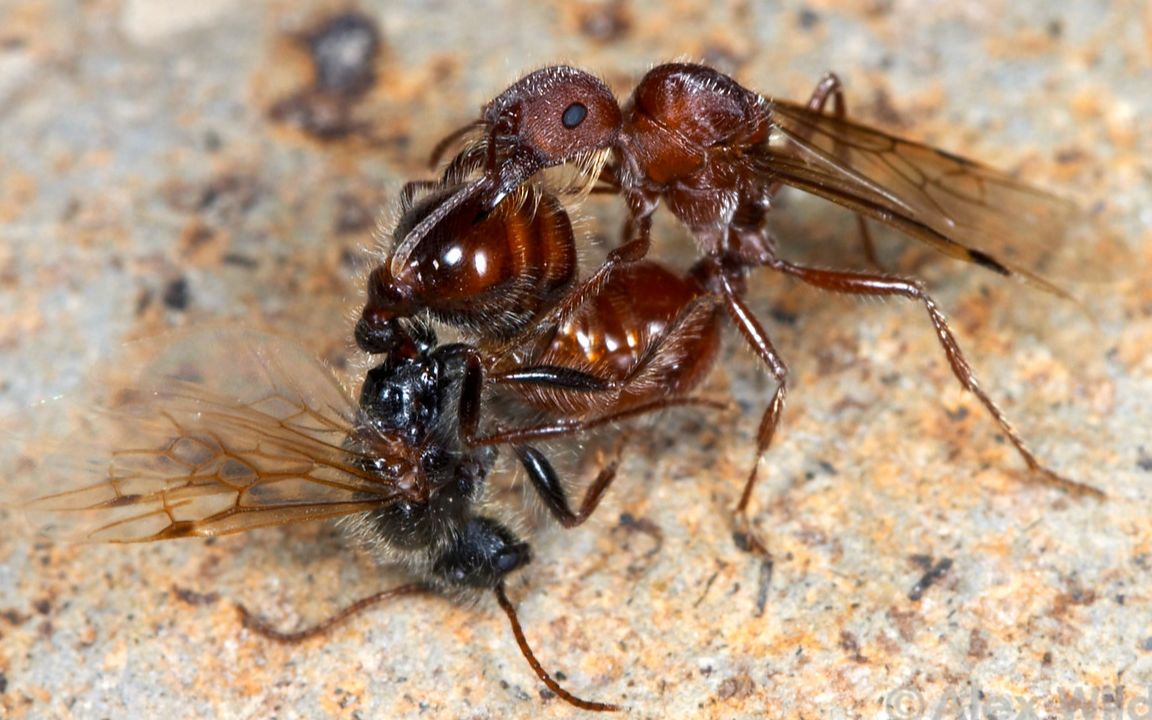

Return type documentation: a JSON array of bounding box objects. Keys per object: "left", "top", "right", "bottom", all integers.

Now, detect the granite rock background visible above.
[{"left": 1, "top": 1, "right": 1149, "bottom": 718}]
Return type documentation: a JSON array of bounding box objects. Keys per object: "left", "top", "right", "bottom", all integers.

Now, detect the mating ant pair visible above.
[{"left": 13, "top": 61, "right": 1101, "bottom": 713}]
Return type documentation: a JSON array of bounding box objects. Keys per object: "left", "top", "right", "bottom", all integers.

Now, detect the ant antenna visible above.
[
  {"left": 237, "top": 583, "right": 429, "bottom": 644},
  {"left": 494, "top": 582, "right": 621, "bottom": 712}
]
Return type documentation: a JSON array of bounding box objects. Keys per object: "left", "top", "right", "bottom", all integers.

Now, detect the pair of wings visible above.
[
  {"left": 5, "top": 330, "right": 414, "bottom": 543},
  {"left": 757, "top": 98, "right": 1101, "bottom": 293}
]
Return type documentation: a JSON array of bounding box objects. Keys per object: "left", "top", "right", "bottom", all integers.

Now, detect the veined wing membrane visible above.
[
  {"left": 761, "top": 100, "right": 1102, "bottom": 288},
  {"left": 8, "top": 329, "right": 419, "bottom": 543}
]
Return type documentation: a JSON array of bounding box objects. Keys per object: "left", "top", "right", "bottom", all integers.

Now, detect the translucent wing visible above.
[
  {"left": 760, "top": 100, "right": 1114, "bottom": 291},
  {"left": 4, "top": 328, "right": 421, "bottom": 543}
]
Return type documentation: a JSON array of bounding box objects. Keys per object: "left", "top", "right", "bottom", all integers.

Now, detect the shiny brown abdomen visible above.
[{"left": 525, "top": 261, "right": 722, "bottom": 417}]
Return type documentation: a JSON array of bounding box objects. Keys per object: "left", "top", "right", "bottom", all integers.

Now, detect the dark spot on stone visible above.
[
  {"left": 1042, "top": 651, "right": 1053, "bottom": 665},
  {"left": 340, "top": 247, "right": 365, "bottom": 272},
  {"left": 968, "top": 628, "right": 988, "bottom": 658},
  {"left": 222, "top": 253, "right": 259, "bottom": 269},
  {"left": 908, "top": 557, "right": 953, "bottom": 601},
  {"left": 136, "top": 288, "right": 154, "bottom": 316},
  {"left": 770, "top": 306, "right": 798, "bottom": 325},
  {"left": 797, "top": 7, "right": 820, "bottom": 28},
  {"left": 1, "top": 609, "right": 29, "bottom": 626},
  {"left": 1046, "top": 19, "right": 1063, "bottom": 38},
  {"left": 839, "top": 631, "right": 867, "bottom": 662},
  {"left": 0, "top": 671, "right": 6, "bottom": 693},
  {"left": 868, "top": 87, "right": 907, "bottom": 128},
  {"left": 304, "top": 12, "right": 382, "bottom": 97},
  {"left": 1055, "top": 147, "right": 1086, "bottom": 164},
  {"left": 909, "top": 554, "right": 933, "bottom": 570},
  {"left": 1051, "top": 581, "right": 1098, "bottom": 618},
  {"left": 1136, "top": 447, "right": 1152, "bottom": 472},
  {"left": 162, "top": 277, "right": 190, "bottom": 311},
  {"left": 1142, "top": 637, "right": 1152, "bottom": 651},
  {"left": 887, "top": 606, "right": 919, "bottom": 642},
  {"left": 172, "top": 585, "right": 220, "bottom": 606},
  {"left": 270, "top": 92, "right": 359, "bottom": 140},
  {"left": 575, "top": 0, "right": 632, "bottom": 44},
  {"left": 33, "top": 598, "right": 50, "bottom": 615},
  {"left": 335, "top": 193, "right": 376, "bottom": 234},
  {"left": 203, "top": 130, "right": 222, "bottom": 152},
  {"left": 716, "top": 671, "right": 755, "bottom": 699},
  {"left": 268, "top": 12, "right": 382, "bottom": 140}
]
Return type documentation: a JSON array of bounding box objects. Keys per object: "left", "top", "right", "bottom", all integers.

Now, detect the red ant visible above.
[{"left": 389, "top": 62, "right": 1103, "bottom": 547}]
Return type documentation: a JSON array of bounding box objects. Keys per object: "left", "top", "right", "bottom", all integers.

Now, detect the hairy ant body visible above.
[{"left": 393, "top": 63, "right": 1102, "bottom": 536}]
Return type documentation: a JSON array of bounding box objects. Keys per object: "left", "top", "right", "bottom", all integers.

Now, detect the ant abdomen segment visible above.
[{"left": 359, "top": 183, "right": 578, "bottom": 348}]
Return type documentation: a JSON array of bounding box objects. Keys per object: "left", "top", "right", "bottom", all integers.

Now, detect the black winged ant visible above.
[{"left": 9, "top": 325, "right": 635, "bottom": 711}]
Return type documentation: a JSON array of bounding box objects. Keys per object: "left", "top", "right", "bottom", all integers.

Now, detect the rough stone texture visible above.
[{"left": 1, "top": 1, "right": 1149, "bottom": 718}]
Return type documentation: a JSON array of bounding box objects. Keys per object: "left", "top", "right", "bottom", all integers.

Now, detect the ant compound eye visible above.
[{"left": 561, "top": 102, "right": 587, "bottom": 129}]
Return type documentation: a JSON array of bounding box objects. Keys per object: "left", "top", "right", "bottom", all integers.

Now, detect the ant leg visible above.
[
  {"left": 237, "top": 583, "right": 428, "bottom": 644},
  {"left": 766, "top": 257, "right": 1104, "bottom": 498},
  {"left": 805, "top": 71, "right": 846, "bottom": 114},
  {"left": 492, "top": 365, "right": 618, "bottom": 392},
  {"left": 713, "top": 274, "right": 790, "bottom": 557},
  {"left": 765, "top": 73, "right": 845, "bottom": 201},
  {"left": 453, "top": 348, "right": 624, "bottom": 443},
  {"left": 494, "top": 583, "right": 621, "bottom": 712},
  {"left": 514, "top": 445, "right": 620, "bottom": 528},
  {"left": 771, "top": 72, "right": 880, "bottom": 267},
  {"left": 466, "top": 396, "right": 725, "bottom": 447}
]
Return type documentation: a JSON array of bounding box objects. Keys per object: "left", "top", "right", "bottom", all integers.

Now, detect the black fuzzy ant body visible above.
[
  {"left": 341, "top": 319, "right": 531, "bottom": 593},
  {"left": 333, "top": 318, "right": 621, "bottom": 710}
]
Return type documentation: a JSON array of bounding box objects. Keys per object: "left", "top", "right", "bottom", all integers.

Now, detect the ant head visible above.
[
  {"left": 433, "top": 516, "right": 531, "bottom": 589},
  {"left": 481, "top": 66, "right": 621, "bottom": 200}
]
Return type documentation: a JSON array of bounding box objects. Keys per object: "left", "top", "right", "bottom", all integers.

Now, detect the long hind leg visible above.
[
  {"left": 769, "top": 72, "right": 881, "bottom": 268},
  {"left": 766, "top": 257, "right": 1102, "bottom": 498},
  {"left": 714, "top": 274, "right": 790, "bottom": 556}
]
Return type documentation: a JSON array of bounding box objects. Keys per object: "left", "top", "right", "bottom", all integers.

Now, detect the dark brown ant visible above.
[
  {"left": 11, "top": 326, "right": 633, "bottom": 712},
  {"left": 395, "top": 62, "right": 1103, "bottom": 546}
]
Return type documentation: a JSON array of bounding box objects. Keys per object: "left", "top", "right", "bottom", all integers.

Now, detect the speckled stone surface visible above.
[{"left": 1, "top": 1, "right": 1149, "bottom": 718}]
